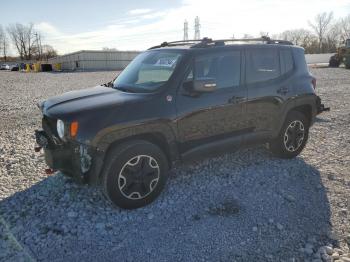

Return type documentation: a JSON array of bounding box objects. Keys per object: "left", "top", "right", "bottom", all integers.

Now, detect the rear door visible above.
[
  {"left": 175, "top": 49, "right": 248, "bottom": 152},
  {"left": 244, "top": 46, "right": 295, "bottom": 141}
]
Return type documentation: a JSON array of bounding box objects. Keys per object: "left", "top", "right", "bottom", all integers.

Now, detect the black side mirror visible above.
[
  {"left": 182, "top": 78, "right": 217, "bottom": 96},
  {"left": 193, "top": 78, "right": 217, "bottom": 92},
  {"left": 103, "top": 81, "right": 114, "bottom": 87}
]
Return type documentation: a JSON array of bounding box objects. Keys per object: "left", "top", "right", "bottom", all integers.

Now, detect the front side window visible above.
[
  {"left": 194, "top": 51, "right": 241, "bottom": 88},
  {"left": 246, "top": 49, "right": 280, "bottom": 84},
  {"left": 113, "top": 51, "right": 183, "bottom": 92}
]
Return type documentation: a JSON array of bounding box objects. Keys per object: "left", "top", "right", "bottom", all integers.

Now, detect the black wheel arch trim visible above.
[
  {"left": 87, "top": 122, "right": 179, "bottom": 185},
  {"left": 272, "top": 93, "right": 317, "bottom": 138}
]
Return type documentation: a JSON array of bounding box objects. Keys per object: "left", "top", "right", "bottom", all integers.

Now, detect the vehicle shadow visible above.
[{"left": 0, "top": 146, "right": 333, "bottom": 261}]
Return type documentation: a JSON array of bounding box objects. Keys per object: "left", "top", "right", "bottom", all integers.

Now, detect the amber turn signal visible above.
[{"left": 70, "top": 121, "right": 79, "bottom": 137}]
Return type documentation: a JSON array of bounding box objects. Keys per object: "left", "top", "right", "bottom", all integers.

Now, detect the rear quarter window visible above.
[
  {"left": 246, "top": 48, "right": 280, "bottom": 84},
  {"left": 280, "top": 49, "right": 294, "bottom": 75}
]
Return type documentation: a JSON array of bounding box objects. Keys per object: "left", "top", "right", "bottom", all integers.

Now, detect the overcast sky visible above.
[{"left": 1, "top": 0, "right": 350, "bottom": 55}]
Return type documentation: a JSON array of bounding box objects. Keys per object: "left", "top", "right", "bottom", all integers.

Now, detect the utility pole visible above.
[
  {"left": 183, "top": 20, "right": 188, "bottom": 40},
  {"left": 34, "top": 32, "right": 42, "bottom": 60},
  {"left": 1, "top": 37, "right": 7, "bottom": 62},
  {"left": 194, "top": 16, "right": 200, "bottom": 40},
  {"left": 38, "top": 34, "right": 42, "bottom": 60}
]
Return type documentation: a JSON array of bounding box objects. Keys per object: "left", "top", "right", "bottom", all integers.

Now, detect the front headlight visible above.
[{"left": 57, "top": 119, "right": 65, "bottom": 139}]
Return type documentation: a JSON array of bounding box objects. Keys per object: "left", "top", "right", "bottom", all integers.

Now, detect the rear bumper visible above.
[{"left": 35, "top": 130, "right": 98, "bottom": 183}]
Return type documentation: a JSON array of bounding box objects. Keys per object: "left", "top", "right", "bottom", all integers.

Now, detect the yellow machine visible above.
[
  {"left": 329, "top": 39, "right": 350, "bottom": 68},
  {"left": 25, "top": 64, "right": 31, "bottom": 72},
  {"left": 33, "top": 63, "right": 41, "bottom": 72}
]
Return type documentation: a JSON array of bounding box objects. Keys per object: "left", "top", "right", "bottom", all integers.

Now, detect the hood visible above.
[{"left": 42, "top": 85, "right": 141, "bottom": 119}]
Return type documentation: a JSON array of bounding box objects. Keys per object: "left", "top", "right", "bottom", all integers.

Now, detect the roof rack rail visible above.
[
  {"left": 149, "top": 36, "right": 293, "bottom": 50},
  {"left": 191, "top": 36, "right": 293, "bottom": 47},
  {"left": 148, "top": 39, "right": 204, "bottom": 50}
]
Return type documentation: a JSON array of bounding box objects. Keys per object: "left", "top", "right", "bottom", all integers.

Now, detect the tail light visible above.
[{"left": 311, "top": 78, "right": 316, "bottom": 90}]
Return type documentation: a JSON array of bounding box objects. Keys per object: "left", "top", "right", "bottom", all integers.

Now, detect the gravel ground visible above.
[{"left": 0, "top": 68, "right": 349, "bottom": 262}]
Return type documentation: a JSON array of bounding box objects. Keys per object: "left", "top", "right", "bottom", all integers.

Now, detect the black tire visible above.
[
  {"left": 102, "top": 140, "right": 169, "bottom": 209},
  {"left": 345, "top": 60, "right": 350, "bottom": 69},
  {"left": 329, "top": 56, "right": 340, "bottom": 67},
  {"left": 269, "top": 111, "right": 309, "bottom": 159}
]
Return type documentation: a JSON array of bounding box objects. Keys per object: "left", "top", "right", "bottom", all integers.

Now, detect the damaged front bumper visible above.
[
  {"left": 35, "top": 129, "right": 98, "bottom": 183},
  {"left": 316, "top": 96, "right": 330, "bottom": 114}
]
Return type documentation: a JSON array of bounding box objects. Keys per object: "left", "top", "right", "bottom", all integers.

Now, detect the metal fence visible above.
[{"left": 48, "top": 50, "right": 140, "bottom": 71}]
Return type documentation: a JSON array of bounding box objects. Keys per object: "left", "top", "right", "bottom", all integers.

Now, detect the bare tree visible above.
[
  {"left": 259, "top": 31, "right": 269, "bottom": 38},
  {"left": 7, "top": 23, "right": 37, "bottom": 60},
  {"left": 308, "top": 12, "right": 334, "bottom": 52},
  {"left": 280, "top": 29, "right": 310, "bottom": 45},
  {"left": 0, "top": 25, "right": 9, "bottom": 61},
  {"left": 102, "top": 47, "right": 117, "bottom": 51},
  {"left": 324, "top": 22, "right": 342, "bottom": 52},
  {"left": 281, "top": 29, "right": 319, "bottom": 53},
  {"left": 242, "top": 34, "right": 254, "bottom": 39},
  {"left": 338, "top": 14, "right": 350, "bottom": 42},
  {"left": 41, "top": 45, "right": 57, "bottom": 60}
]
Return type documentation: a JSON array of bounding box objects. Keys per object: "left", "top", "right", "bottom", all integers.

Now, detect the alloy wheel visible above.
[
  {"left": 283, "top": 120, "right": 305, "bottom": 152},
  {"left": 118, "top": 155, "right": 160, "bottom": 200}
]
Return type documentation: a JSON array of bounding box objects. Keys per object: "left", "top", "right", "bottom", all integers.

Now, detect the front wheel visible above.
[
  {"left": 269, "top": 111, "right": 309, "bottom": 159},
  {"left": 102, "top": 140, "right": 169, "bottom": 209}
]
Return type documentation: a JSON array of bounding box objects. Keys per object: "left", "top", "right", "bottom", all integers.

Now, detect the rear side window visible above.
[
  {"left": 280, "top": 49, "right": 294, "bottom": 75},
  {"left": 195, "top": 51, "right": 241, "bottom": 88},
  {"left": 246, "top": 48, "right": 280, "bottom": 84}
]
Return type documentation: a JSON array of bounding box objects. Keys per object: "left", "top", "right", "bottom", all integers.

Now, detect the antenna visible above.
[
  {"left": 183, "top": 20, "right": 188, "bottom": 41},
  {"left": 194, "top": 16, "right": 200, "bottom": 40}
]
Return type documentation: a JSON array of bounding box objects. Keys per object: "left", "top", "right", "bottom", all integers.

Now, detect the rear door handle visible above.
[
  {"left": 277, "top": 87, "right": 289, "bottom": 95},
  {"left": 229, "top": 96, "right": 246, "bottom": 104}
]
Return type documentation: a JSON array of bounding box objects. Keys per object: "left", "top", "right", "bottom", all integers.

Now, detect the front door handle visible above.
[
  {"left": 277, "top": 87, "right": 289, "bottom": 95},
  {"left": 229, "top": 96, "right": 246, "bottom": 104}
]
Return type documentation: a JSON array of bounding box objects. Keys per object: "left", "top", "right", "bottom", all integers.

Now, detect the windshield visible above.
[{"left": 113, "top": 50, "right": 183, "bottom": 93}]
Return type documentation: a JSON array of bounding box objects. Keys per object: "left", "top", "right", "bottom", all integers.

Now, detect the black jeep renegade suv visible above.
[{"left": 35, "top": 37, "right": 329, "bottom": 209}]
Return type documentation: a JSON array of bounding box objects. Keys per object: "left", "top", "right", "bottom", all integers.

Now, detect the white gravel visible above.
[{"left": 0, "top": 68, "right": 349, "bottom": 261}]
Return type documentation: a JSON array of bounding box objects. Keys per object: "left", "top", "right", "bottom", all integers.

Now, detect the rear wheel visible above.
[
  {"left": 102, "top": 140, "right": 169, "bottom": 209},
  {"left": 345, "top": 56, "right": 350, "bottom": 69},
  {"left": 269, "top": 111, "right": 309, "bottom": 159}
]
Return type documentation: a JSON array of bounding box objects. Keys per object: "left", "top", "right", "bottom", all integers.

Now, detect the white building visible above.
[{"left": 49, "top": 50, "right": 140, "bottom": 71}]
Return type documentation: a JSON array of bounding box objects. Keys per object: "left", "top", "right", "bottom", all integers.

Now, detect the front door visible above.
[{"left": 175, "top": 49, "right": 248, "bottom": 153}]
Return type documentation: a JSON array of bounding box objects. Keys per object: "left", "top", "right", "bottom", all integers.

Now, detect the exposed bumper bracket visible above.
[
  {"left": 317, "top": 103, "right": 330, "bottom": 114},
  {"left": 316, "top": 96, "right": 330, "bottom": 114}
]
